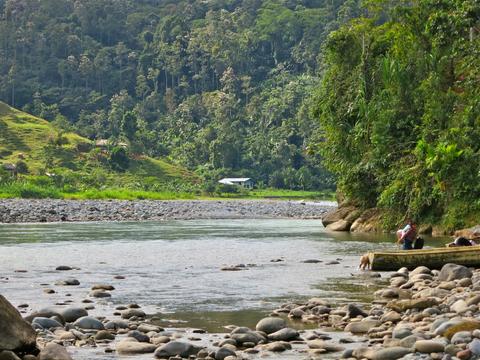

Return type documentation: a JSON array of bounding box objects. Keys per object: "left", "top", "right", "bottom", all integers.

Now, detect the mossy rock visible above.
[{"left": 444, "top": 321, "right": 480, "bottom": 339}]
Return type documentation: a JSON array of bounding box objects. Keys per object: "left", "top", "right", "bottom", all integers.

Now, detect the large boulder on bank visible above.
[
  {"left": 321, "top": 206, "right": 357, "bottom": 227},
  {"left": 454, "top": 225, "right": 480, "bottom": 240},
  {"left": 255, "top": 317, "right": 287, "bottom": 334},
  {"left": 0, "top": 295, "right": 36, "bottom": 353},
  {"left": 154, "top": 341, "right": 202, "bottom": 359},
  {"left": 350, "top": 208, "right": 382, "bottom": 233},
  {"left": 438, "top": 263, "right": 472, "bottom": 282},
  {"left": 326, "top": 219, "right": 351, "bottom": 232}
]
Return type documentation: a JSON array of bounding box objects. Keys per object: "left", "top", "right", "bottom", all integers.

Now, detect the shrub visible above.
[{"left": 109, "top": 146, "right": 130, "bottom": 172}]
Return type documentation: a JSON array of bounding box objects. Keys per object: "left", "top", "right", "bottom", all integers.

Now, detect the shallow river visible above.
[{"left": 0, "top": 219, "right": 449, "bottom": 358}]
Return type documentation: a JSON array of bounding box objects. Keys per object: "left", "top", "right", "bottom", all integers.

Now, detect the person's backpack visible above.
[{"left": 413, "top": 236, "right": 424, "bottom": 249}]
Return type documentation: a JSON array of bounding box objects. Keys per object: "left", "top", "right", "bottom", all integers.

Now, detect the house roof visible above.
[{"left": 219, "top": 178, "right": 252, "bottom": 182}]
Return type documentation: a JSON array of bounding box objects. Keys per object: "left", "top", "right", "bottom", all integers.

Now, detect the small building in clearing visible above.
[{"left": 218, "top": 178, "right": 254, "bottom": 189}]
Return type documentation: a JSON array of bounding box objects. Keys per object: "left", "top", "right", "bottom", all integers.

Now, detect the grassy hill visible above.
[{"left": 0, "top": 102, "right": 200, "bottom": 199}]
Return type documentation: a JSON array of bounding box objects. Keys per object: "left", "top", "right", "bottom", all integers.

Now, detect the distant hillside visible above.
[{"left": 0, "top": 101, "right": 198, "bottom": 189}]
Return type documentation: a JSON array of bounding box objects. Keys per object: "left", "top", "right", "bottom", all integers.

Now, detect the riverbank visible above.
[{"left": 0, "top": 199, "right": 336, "bottom": 223}]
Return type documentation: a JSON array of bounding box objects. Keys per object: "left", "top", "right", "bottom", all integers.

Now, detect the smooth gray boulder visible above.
[
  {"left": 267, "top": 328, "right": 299, "bottom": 341},
  {"left": 215, "top": 347, "right": 236, "bottom": 360},
  {"left": 73, "top": 316, "right": 104, "bottom": 330},
  {"left": 154, "top": 341, "right": 202, "bottom": 359},
  {"left": 0, "top": 295, "right": 36, "bottom": 353},
  {"left": 32, "top": 317, "right": 62, "bottom": 330},
  {"left": 38, "top": 343, "right": 72, "bottom": 360},
  {"left": 59, "top": 307, "right": 88, "bottom": 323},
  {"left": 438, "top": 263, "right": 472, "bottom": 282},
  {"left": 255, "top": 317, "right": 287, "bottom": 334},
  {"left": 0, "top": 351, "right": 21, "bottom": 360}
]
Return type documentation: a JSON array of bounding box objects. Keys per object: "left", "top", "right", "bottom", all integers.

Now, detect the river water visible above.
[{"left": 0, "top": 219, "right": 448, "bottom": 358}]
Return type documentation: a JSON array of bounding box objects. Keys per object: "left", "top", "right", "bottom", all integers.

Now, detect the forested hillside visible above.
[
  {"left": 0, "top": 0, "right": 361, "bottom": 190},
  {"left": 316, "top": 0, "right": 480, "bottom": 229}
]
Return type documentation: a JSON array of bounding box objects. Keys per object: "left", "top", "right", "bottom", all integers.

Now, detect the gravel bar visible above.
[{"left": 0, "top": 199, "right": 337, "bottom": 223}]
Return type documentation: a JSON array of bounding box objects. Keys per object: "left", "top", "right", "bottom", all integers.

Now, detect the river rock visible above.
[
  {"left": 0, "top": 296, "right": 36, "bottom": 353},
  {"left": 121, "top": 309, "right": 146, "bottom": 319},
  {"left": 128, "top": 330, "right": 150, "bottom": 342},
  {"left": 381, "top": 311, "right": 402, "bottom": 323},
  {"left": 438, "top": 264, "right": 473, "bottom": 282},
  {"left": 321, "top": 206, "right": 357, "bottom": 227},
  {"left": 154, "top": 341, "right": 202, "bottom": 358},
  {"left": 105, "top": 320, "right": 129, "bottom": 330},
  {"left": 263, "top": 341, "right": 291, "bottom": 352},
  {"left": 415, "top": 340, "right": 445, "bottom": 353},
  {"left": 215, "top": 347, "right": 236, "bottom": 360},
  {"left": 89, "top": 290, "right": 111, "bottom": 298},
  {"left": 370, "top": 346, "right": 412, "bottom": 359},
  {"left": 55, "top": 266, "right": 73, "bottom": 271},
  {"left": 95, "top": 330, "right": 115, "bottom": 341},
  {"left": 32, "top": 317, "right": 62, "bottom": 329},
  {"left": 55, "top": 279, "right": 80, "bottom": 286},
  {"left": 345, "top": 320, "right": 380, "bottom": 334},
  {"left": 255, "top": 317, "right": 286, "bottom": 334},
  {"left": 347, "top": 304, "right": 368, "bottom": 318},
  {"left": 469, "top": 338, "right": 480, "bottom": 355},
  {"left": 116, "top": 340, "right": 156, "bottom": 355},
  {"left": 91, "top": 284, "right": 115, "bottom": 291},
  {"left": 38, "top": 343, "right": 72, "bottom": 360},
  {"left": 59, "top": 307, "right": 88, "bottom": 323},
  {"left": 451, "top": 331, "right": 472, "bottom": 345},
  {"left": 73, "top": 316, "right": 104, "bottom": 330},
  {"left": 451, "top": 300, "right": 469, "bottom": 314},
  {"left": 267, "top": 328, "right": 299, "bottom": 341},
  {"left": 387, "top": 298, "right": 438, "bottom": 312},
  {"left": 307, "top": 340, "right": 345, "bottom": 352},
  {"left": 231, "top": 331, "right": 264, "bottom": 345},
  {"left": 137, "top": 323, "right": 161, "bottom": 333}
]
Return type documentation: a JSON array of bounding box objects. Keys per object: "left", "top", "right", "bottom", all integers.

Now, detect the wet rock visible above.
[
  {"left": 55, "top": 266, "right": 73, "bottom": 271},
  {"left": 307, "top": 339, "right": 345, "bottom": 352},
  {"left": 55, "top": 279, "right": 80, "bottom": 286},
  {"left": 438, "top": 263, "right": 472, "bottom": 282},
  {"left": 91, "top": 284, "right": 115, "bottom": 291},
  {"left": 59, "top": 307, "right": 88, "bottom": 323},
  {"left": 215, "top": 347, "right": 236, "bottom": 360},
  {"left": 89, "top": 290, "right": 111, "bottom": 298},
  {"left": 73, "top": 316, "right": 104, "bottom": 330},
  {"left": 154, "top": 341, "right": 202, "bottom": 358},
  {"left": 302, "top": 259, "right": 322, "bottom": 263},
  {"left": 255, "top": 317, "right": 286, "bottom": 334},
  {"left": 38, "top": 343, "right": 72, "bottom": 360},
  {"left": 347, "top": 304, "right": 368, "bottom": 318},
  {"left": 137, "top": 323, "right": 161, "bottom": 333},
  {"left": 95, "top": 330, "right": 115, "bottom": 341},
  {"left": 105, "top": 320, "right": 129, "bottom": 330},
  {"left": 32, "top": 317, "right": 62, "bottom": 330},
  {"left": 121, "top": 309, "right": 146, "bottom": 319},
  {"left": 267, "top": 328, "right": 299, "bottom": 341},
  {"left": 326, "top": 220, "right": 350, "bottom": 232},
  {"left": 128, "top": 330, "right": 150, "bottom": 343},
  {"left": 116, "top": 340, "right": 157, "bottom": 355},
  {"left": 263, "top": 341, "right": 291, "bottom": 352}
]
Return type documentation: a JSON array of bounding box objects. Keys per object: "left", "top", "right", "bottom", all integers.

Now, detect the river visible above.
[{"left": 0, "top": 219, "right": 449, "bottom": 359}]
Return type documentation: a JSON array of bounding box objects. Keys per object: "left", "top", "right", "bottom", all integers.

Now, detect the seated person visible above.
[
  {"left": 397, "top": 220, "right": 417, "bottom": 250},
  {"left": 447, "top": 236, "right": 477, "bottom": 247}
]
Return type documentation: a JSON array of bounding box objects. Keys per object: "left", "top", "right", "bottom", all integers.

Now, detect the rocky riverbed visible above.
[
  {"left": 4, "top": 262, "right": 480, "bottom": 359},
  {"left": 0, "top": 199, "right": 336, "bottom": 223}
]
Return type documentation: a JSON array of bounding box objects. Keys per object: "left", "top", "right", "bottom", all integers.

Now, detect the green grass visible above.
[
  {"left": 0, "top": 101, "right": 199, "bottom": 188},
  {"left": 211, "top": 188, "right": 336, "bottom": 200}
]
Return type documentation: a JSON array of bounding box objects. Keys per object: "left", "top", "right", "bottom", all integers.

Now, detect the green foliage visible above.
[
  {"left": 315, "top": 0, "right": 480, "bottom": 228},
  {"left": 109, "top": 146, "right": 130, "bottom": 172},
  {"left": 0, "top": 0, "right": 361, "bottom": 191}
]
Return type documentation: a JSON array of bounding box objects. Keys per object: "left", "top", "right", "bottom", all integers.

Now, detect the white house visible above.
[{"left": 218, "top": 178, "right": 254, "bottom": 189}]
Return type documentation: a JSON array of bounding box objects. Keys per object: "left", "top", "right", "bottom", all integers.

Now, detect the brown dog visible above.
[{"left": 359, "top": 254, "right": 371, "bottom": 270}]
